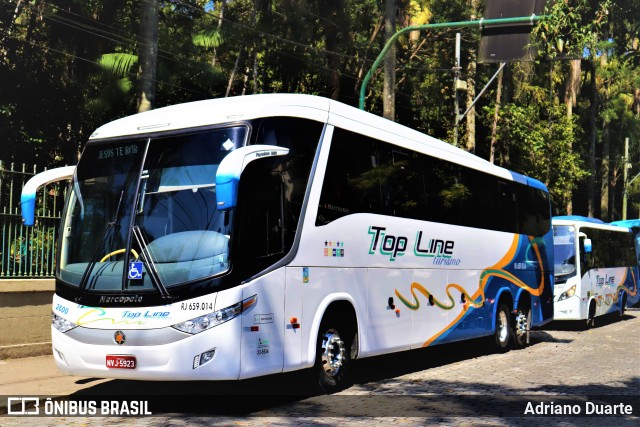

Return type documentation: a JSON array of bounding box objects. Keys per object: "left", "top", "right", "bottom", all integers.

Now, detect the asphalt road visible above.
[{"left": 1, "top": 308, "right": 639, "bottom": 426}]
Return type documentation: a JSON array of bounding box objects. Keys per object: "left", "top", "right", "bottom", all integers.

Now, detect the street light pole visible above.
[{"left": 358, "top": 15, "right": 543, "bottom": 112}]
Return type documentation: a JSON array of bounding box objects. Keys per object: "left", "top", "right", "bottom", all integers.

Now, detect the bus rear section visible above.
[
  {"left": 553, "top": 217, "right": 636, "bottom": 325},
  {"left": 610, "top": 219, "right": 640, "bottom": 307}
]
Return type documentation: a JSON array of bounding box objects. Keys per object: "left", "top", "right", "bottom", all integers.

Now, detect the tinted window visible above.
[
  {"left": 583, "top": 228, "right": 636, "bottom": 269},
  {"left": 317, "top": 128, "right": 550, "bottom": 237}
]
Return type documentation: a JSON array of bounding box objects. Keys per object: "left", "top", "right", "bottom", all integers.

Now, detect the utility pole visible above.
[{"left": 623, "top": 137, "right": 629, "bottom": 220}]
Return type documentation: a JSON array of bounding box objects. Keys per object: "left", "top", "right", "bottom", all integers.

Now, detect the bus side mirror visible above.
[
  {"left": 583, "top": 238, "right": 592, "bottom": 254},
  {"left": 215, "top": 145, "right": 289, "bottom": 211},
  {"left": 20, "top": 166, "right": 75, "bottom": 226}
]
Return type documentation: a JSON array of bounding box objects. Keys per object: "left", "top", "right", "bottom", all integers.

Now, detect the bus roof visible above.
[
  {"left": 553, "top": 215, "right": 604, "bottom": 224},
  {"left": 610, "top": 219, "right": 640, "bottom": 229},
  {"left": 553, "top": 217, "right": 630, "bottom": 233},
  {"left": 88, "top": 94, "right": 548, "bottom": 192}
]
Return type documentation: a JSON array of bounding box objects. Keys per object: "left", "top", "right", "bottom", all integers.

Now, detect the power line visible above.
[{"left": 0, "top": 27, "right": 212, "bottom": 97}]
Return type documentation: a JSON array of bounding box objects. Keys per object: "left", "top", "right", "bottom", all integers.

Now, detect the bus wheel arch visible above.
[{"left": 311, "top": 298, "right": 358, "bottom": 393}]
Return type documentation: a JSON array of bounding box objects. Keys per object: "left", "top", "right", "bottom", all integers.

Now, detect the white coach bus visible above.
[
  {"left": 22, "top": 94, "right": 553, "bottom": 392},
  {"left": 553, "top": 216, "right": 637, "bottom": 326}
]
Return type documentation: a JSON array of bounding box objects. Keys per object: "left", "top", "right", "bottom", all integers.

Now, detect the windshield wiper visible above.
[
  {"left": 76, "top": 222, "right": 115, "bottom": 302},
  {"left": 76, "top": 190, "right": 125, "bottom": 301},
  {"left": 132, "top": 226, "right": 172, "bottom": 301}
]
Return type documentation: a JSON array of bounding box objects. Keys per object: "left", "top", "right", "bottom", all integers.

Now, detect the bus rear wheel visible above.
[
  {"left": 512, "top": 307, "right": 531, "bottom": 349},
  {"left": 586, "top": 301, "right": 597, "bottom": 328},
  {"left": 314, "top": 317, "right": 354, "bottom": 394},
  {"left": 493, "top": 303, "right": 511, "bottom": 352},
  {"left": 619, "top": 294, "right": 627, "bottom": 319}
]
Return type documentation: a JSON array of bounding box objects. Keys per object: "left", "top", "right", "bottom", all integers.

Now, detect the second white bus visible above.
[{"left": 553, "top": 216, "right": 637, "bottom": 326}]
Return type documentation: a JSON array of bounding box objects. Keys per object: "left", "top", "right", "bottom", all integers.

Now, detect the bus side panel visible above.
[
  {"left": 366, "top": 268, "right": 413, "bottom": 356},
  {"left": 283, "top": 266, "right": 304, "bottom": 372},
  {"left": 298, "top": 267, "right": 367, "bottom": 365},
  {"left": 408, "top": 269, "right": 452, "bottom": 348},
  {"left": 584, "top": 267, "right": 631, "bottom": 318},
  {"left": 533, "top": 232, "right": 555, "bottom": 326},
  {"left": 239, "top": 269, "right": 285, "bottom": 380}
]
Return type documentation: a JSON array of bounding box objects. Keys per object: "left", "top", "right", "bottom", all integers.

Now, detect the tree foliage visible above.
[{"left": 0, "top": 0, "right": 639, "bottom": 218}]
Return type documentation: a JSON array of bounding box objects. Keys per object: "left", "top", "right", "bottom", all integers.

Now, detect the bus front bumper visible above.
[{"left": 51, "top": 321, "right": 241, "bottom": 381}]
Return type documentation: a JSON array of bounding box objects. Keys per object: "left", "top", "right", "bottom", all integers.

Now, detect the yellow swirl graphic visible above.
[{"left": 395, "top": 235, "right": 546, "bottom": 347}]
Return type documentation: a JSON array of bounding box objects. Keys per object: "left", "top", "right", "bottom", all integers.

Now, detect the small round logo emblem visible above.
[{"left": 114, "top": 330, "right": 126, "bottom": 345}]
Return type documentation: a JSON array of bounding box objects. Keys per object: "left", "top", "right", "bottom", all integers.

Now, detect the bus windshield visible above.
[
  {"left": 553, "top": 225, "right": 576, "bottom": 283},
  {"left": 58, "top": 126, "right": 246, "bottom": 293}
]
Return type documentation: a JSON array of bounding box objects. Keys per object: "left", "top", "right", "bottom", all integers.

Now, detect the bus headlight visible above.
[
  {"left": 172, "top": 295, "right": 257, "bottom": 335},
  {"left": 52, "top": 312, "right": 78, "bottom": 333},
  {"left": 558, "top": 285, "right": 576, "bottom": 301}
]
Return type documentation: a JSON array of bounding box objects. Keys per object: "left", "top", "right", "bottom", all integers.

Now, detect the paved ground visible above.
[{"left": 1, "top": 308, "right": 638, "bottom": 426}]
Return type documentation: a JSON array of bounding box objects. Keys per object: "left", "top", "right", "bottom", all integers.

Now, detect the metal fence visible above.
[{"left": 0, "top": 161, "right": 67, "bottom": 278}]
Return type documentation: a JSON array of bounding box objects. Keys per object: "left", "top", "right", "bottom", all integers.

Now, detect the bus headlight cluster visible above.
[
  {"left": 558, "top": 285, "right": 576, "bottom": 301},
  {"left": 52, "top": 312, "right": 78, "bottom": 333},
  {"left": 172, "top": 295, "right": 257, "bottom": 335}
]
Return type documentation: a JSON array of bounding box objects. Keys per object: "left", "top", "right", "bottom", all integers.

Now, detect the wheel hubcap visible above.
[
  {"left": 515, "top": 311, "right": 527, "bottom": 337},
  {"left": 498, "top": 311, "right": 508, "bottom": 343},
  {"left": 321, "top": 329, "right": 345, "bottom": 377}
]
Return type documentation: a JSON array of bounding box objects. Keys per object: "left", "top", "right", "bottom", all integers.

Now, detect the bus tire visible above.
[
  {"left": 512, "top": 306, "right": 531, "bottom": 349},
  {"left": 493, "top": 303, "right": 512, "bottom": 352},
  {"left": 314, "top": 315, "right": 354, "bottom": 394},
  {"left": 619, "top": 294, "right": 627, "bottom": 319},
  {"left": 586, "top": 300, "right": 597, "bottom": 328}
]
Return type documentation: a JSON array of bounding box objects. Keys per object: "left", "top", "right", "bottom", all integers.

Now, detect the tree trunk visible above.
[
  {"left": 321, "top": 0, "right": 344, "bottom": 100},
  {"left": 600, "top": 123, "right": 609, "bottom": 220},
  {"left": 464, "top": 0, "right": 480, "bottom": 153},
  {"left": 136, "top": 0, "right": 159, "bottom": 113},
  {"left": 211, "top": 0, "right": 226, "bottom": 68},
  {"left": 587, "top": 60, "right": 598, "bottom": 217},
  {"left": 226, "top": 44, "right": 244, "bottom": 97},
  {"left": 465, "top": 56, "right": 476, "bottom": 153},
  {"left": 1, "top": 0, "right": 24, "bottom": 59},
  {"left": 383, "top": 0, "right": 396, "bottom": 120},
  {"left": 488, "top": 68, "right": 503, "bottom": 164},
  {"left": 354, "top": 15, "right": 383, "bottom": 98},
  {"left": 564, "top": 59, "right": 581, "bottom": 214}
]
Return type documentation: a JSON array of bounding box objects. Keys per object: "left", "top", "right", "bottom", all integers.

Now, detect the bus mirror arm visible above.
[
  {"left": 215, "top": 145, "right": 289, "bottom": 211},
  {"left": 20, "top": 166, "right": 75, "bottom": 226}
]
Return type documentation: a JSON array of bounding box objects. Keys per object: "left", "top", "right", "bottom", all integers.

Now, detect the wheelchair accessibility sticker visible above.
[{"left": 128, "top": 261, "right": 144, "bottom": 280}]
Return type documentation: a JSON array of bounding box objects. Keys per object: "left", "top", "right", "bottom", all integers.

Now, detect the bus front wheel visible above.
[{"left": 314, "top": 317, "right": 353, "bottom": 394}]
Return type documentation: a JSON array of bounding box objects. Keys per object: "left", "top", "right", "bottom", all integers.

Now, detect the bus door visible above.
[{"left": 578, "top": 232, "right": 599, "bottom": 315}]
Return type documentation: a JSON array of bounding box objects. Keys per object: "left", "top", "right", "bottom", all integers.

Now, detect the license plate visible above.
[{"left": 106, "top": 355, "right": 136, "bottom": 369}]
